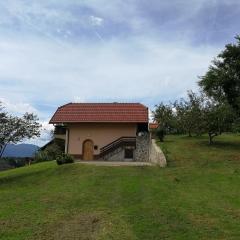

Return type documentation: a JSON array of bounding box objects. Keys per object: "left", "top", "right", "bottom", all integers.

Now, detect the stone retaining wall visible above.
[
  {"left": 102, "top": 146, "right": 135, "bottom": 162},
  {"left": 149, "top": 139, "right": 167, "bottom": 167},
  {"left": 102, "top": 146, "right": 125, "bottom": 161}
]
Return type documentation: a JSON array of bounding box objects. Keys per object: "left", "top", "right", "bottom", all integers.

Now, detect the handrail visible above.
[
  {"left": 100, "top": 137, "right": 136, "bottom": 157},
  {"left": 100, "top": 137, "right": 136, "bottom": 152}
]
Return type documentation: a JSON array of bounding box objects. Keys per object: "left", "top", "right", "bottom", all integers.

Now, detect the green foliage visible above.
[
  {"left": 153, "top": 103, "right": 176, "bottom": 141},
  {"left": 154, "top": 92, "right": 236, "bottom": 144},
  {"left": 199, "top": 35, "right": 240, "bottom": 115},
  {"left": 0, "top": 103, "right": 41, "bottom": 158},
  {"left": 35, "top": 150, "right": 52, "bottom": 162},
  {"left": 0, "top": 157, "right": 27, "bottom": 171},
  {"left": 174, "top": 91, "right": 205, "bottom": 136},
  {"left": 56, "top": 153, "right": 74, "bottom": 165},
  {"left": 202, "top": 98, "right": 235, "bottom": 143},
  {"left": 156, "top": 127, "right": 166, "bottom": 142},
  {"left": 232, "top": 118, "right": 240, "bottom": 133},
  {"left": 35, "top": 139, "right": 65, "bottom": 162}
]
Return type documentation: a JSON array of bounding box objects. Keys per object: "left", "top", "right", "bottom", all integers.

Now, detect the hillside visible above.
[
  {"left": 0, "top": 134, "right": 239, "bottom": 240},
  {"left": 2, "top": 144, "right": 39, "bottom": 158}
]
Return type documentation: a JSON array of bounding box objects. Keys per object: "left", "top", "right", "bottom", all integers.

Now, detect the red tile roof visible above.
[{"left": 49, "top": 103, "right": 148, "bottom": 124}]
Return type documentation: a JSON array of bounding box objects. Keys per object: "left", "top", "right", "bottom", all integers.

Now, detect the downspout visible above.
[{"left": 65, "top": 128, "right": 69, "bottom": 154}]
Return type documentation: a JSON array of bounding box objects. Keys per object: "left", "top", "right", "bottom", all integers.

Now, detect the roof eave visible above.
[{"left": 49, "top": 120, "right": 149, "bottom": 124}]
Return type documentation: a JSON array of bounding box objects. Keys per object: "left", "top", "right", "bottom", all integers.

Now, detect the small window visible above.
[
  {"left": 94, "top": 145, "right": 98, "bottom": 150},
  {"left": 125, "top": 148, "right": 134, "bottom": 159}
]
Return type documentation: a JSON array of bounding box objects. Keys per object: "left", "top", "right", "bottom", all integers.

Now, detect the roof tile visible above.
[{"left": 49, "top": 103, "right": 148, "bottom": 123}]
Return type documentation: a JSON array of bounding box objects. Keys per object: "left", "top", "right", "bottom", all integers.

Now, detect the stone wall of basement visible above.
[
  {"left": 149, "top": 139, "right": 167, "bottom": 167},
  {"left": 102, "top": 146, "right": 135, "bottom": 162},
  {"left": 135, "top": 133, "right": 150, "bottom": 162}
]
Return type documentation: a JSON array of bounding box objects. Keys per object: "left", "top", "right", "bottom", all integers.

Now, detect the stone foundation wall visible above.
[
  {"left": 135, "top": 133, "right": 150, "bottom": 162},
  {"left": 102, "top": 146, "right": 135, "bottom": 162},
  {"left": 149, "top": 139, "right": 167, "bottom": 167},
  {"left": 99, "top": 134, "right": 166, "bottom": 165}
]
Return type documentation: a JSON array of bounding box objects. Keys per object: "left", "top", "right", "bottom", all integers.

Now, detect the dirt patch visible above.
[
  {"left": 35, "top": 212, "right": 102, "bottom": 240},
  {"left": 225, "top": 208, "right": 240, "bottom": 220},
  {"left": 188, "top": 212, "right": 218, "bottom": 228},
  {"left": 34, "top": 211, "right": 137, "bottom": 240}
]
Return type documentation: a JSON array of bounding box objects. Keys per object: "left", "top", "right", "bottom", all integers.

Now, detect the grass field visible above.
[{"left": 0, "top": 134, "right": 240, "bottom": 240}]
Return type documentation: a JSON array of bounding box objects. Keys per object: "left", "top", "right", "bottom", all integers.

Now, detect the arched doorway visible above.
[{"left": 83, "top": 139, "right": 94, "bottom": 160}]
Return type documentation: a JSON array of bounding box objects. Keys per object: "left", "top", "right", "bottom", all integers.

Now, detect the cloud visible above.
[
  {"left": 89, "top": 15, "right": 104, "bottom": 26},
  {"left": 0, "top": 97, "right": 38, "bottom": 115},
  {"left": 0, "top": 0, "right": 239, "bottom": 146},
  {"left": 0, "top": 0, "right": 239, "bottom": 44},
  {"left": 0, "top": 35, "right": 220, "bottom": 107}
]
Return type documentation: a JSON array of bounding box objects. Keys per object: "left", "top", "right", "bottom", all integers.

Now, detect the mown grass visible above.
[{"left": 0, "top": 134, "right": 240, "bottom": 240}]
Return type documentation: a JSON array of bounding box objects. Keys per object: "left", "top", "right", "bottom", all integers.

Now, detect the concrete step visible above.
[{"left": 75, "top": 161, "right": 153, "bottom": 166}]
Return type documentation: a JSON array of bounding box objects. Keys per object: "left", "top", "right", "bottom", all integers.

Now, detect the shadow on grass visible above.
[
  {"left": 156, "top": 139, "right": 175, "bottom": 144},
  {"left": 198, "top": 140, "right": 240, "bottom": 151}
]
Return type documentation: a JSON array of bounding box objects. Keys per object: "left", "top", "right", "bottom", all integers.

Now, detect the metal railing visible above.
[{"left": 100, "top": 137, "right": 136, "bottom": 157}]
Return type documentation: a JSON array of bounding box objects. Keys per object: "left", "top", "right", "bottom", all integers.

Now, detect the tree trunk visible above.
[
  {"left": 188, "top": 131, "right": 192, "bottom": 137},
  {"left": 0, "top": 144, "right": 7, "bottom": 158},
  {"left": 208, "top": 133, "right": 217, "bottom": 145},
  {"left": 208, "top": 133, "right": 213, "bottom": 144}
]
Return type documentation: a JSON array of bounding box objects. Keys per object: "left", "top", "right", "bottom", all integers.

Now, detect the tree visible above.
[
  {"left": 153, "top": 103, "right": 175, "bottom": 142},
  {"left": 154, "top": 92, "right": 235, "bottom": 144},
  {"left": 0, "top": 103, "right": 41, "bottom": 158},
  {"left": 199, "top": 35, "right": 240, "bottom": 115},
  {"left": 174, "top": 91, "right": 204, "bottom": 136},
  {"left": 202, "top": 98, "right": 235, "bottom": 144}
]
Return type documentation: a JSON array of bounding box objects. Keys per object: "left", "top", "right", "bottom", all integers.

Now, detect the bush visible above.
[
  {"left": 56, "top": 153, "right": 74, "bottom": 165},
  {"left": 232, "top": 118, "right": 240, "bottom": 134},
  {"left": 0, "top": 157, "right": 25, "bottom": 170},
  {"left": 35, "top": 150, "right": 51, "bottom": 162},
  {"left": 156, "top": 127, "right": 166, "bottom": 142},
  {"left": 35, "top": 139, "right": 65, "bottom": 163}
]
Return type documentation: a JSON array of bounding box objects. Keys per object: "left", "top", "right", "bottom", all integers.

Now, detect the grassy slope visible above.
[{"left": 0, "top": 134, "right": 240, "bottom": 240}]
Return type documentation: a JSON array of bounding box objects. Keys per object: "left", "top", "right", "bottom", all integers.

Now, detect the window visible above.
[
  {"left": 54, "top": 126, "right": 66, "bottom": 135},
  {"left": 94, "top": 145, "right": 98, "bottom": 150},
  {"left": 125, "top": 148, "right": 134, "bottom": 159}
]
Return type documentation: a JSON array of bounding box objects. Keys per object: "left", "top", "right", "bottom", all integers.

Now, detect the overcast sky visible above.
[{"left": 0, "top": 0, "right": 239, "bottom": 145}]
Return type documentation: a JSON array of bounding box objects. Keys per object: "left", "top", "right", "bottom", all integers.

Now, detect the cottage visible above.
[{"left": 49, "top": 103, "right": 150, "bottom": 161}]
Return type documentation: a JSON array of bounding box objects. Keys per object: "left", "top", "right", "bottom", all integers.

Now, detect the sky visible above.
[{"left": 0, "top": 0, "right": 239, "bottom": 146}]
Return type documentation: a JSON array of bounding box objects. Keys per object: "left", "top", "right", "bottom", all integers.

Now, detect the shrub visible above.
[
  {"left": 232, "top": 118, "right": 240, "bottom": 134},
  {"left": 35, "top": 150, "right": 51, "bottom": 162},
  {"left": 35, "top": 139, "right": 65, "bottom": 163},
  {"left": 0, "top": 158, "right": 23, "bottom": 170},
  {"left": 156, "top": 127, "right": 166, "bottom": 142},
  {"left": 56, "top": 153, "right": 74, "bottom": 165}
]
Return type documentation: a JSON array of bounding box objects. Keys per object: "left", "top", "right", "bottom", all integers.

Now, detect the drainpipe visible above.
[{"left": 65, "top": 128, "right": 69, "bottom": 154}]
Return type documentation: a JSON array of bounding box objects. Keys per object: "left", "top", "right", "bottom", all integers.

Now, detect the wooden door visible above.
[{"left": 83, "top": 140, "right": 94, "bottom": 160}]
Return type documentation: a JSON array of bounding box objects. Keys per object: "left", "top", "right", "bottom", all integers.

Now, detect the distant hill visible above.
[{"left": 2, "top": 144, "right": 40, "bottom": 158}]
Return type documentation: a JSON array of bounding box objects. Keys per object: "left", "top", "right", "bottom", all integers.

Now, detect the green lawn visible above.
[{"left": 0, "top": 134, "right": 240, "bottom": 240}]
